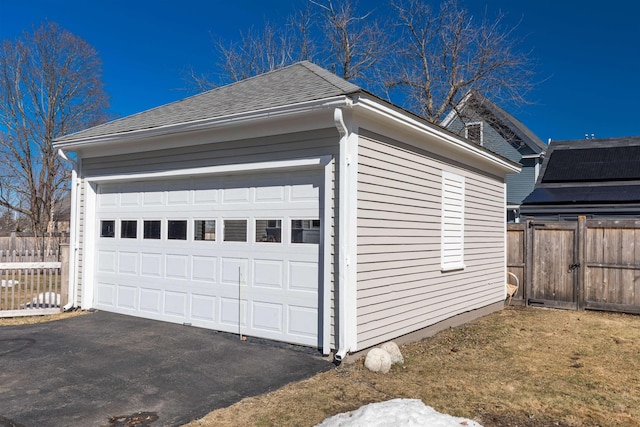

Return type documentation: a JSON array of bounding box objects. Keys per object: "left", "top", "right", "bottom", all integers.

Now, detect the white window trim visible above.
[
  {"left": 441, "top": 171, "right": 466, "bottom": 271},
  {"left": 465, "top": 122, "right": 483, "bottom": 145}
]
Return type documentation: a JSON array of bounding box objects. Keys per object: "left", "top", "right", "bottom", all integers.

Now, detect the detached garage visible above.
[{"left": 54, "top": 61, "right": 519, "bottom": 359}]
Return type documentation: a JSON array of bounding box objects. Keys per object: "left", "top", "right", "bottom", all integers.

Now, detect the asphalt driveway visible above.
[{"left": 0, "top": 311, "right": 332, "bottom": 427}]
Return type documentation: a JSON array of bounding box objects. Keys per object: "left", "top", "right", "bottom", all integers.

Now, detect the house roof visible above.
[
  {"left": 522, "top": 136, "right": 640, "bottom": 206},
  {"left": 55, "top": 61, "right": 361, "bottom": 143},
  {"left": 441, "top": 90, "right": 546, "bottom": 155}
]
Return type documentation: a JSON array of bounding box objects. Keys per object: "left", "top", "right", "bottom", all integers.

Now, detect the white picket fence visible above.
[{"left": 0, "top": 246, "right": 69, "bottom": 317}]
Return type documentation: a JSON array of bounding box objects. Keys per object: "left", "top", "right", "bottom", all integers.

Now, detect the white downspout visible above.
[
  {"left": 333, "top": 106, "right": 355, "bottom": 363},
  {"left": 57, "top": 149, "right": 79, "bottom": 311}
]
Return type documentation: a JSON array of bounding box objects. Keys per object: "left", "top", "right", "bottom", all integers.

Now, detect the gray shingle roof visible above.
[{"left": 55, "top": 61, "right": 361, "bottom": 143}]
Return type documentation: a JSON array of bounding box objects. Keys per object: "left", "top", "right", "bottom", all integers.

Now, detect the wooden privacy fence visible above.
[
  {"left": 507, "top": 218, "right": 640, "bottom": 314},
  {"left": 0, "top": 244, "right": 69, "bottom": 317}
]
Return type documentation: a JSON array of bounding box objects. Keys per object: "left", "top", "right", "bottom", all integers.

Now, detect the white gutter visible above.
[
  {"left": 333, "top": 105, "right": 357, "bottom": 363},
  {"left": 57, "top": 149, "right": 79, "bottom": 311}
]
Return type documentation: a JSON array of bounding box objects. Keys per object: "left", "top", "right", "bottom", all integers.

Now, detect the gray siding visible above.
[
  {"left": 356, "top": 134, "right": 506, "bottom": 349},
  {"left": 506, "top": 158, "right": 537, "bottom": 205},
  {"left": 78, "top": 128, "right": 340, "bottom": 343}
]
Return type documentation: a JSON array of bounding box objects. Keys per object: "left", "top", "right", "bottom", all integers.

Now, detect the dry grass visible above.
[
  {"left": 185, "top": 307, "right": 640, "bottom": 427},
  {"left": 0, "top": 310, "right": 86, "bottom": 326}
]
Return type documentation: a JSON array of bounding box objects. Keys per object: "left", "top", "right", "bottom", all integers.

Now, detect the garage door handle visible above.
[{"left": 568, "top": 263, "right": 580, "bottom": 272}]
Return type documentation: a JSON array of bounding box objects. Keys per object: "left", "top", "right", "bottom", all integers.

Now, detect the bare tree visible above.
[
  {"left": 310, "top": 0, "right": 390, "bottom": 84},
  {"left": 0, "top": 22, "right": 109, "bottom": 250},
  {"left": 386, "top": 0, "right": 534, "bottom": 123},
  {"left": 192, "top": 0, "right": 390, "bottom": 89}
]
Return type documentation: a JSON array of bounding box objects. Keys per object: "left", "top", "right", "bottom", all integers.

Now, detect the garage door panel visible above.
[
  {"left": 192, "top": 256, "right": 217, "bottom": 282},
  {"left": 253, "top": 259, "right": 284, "bottom": 289},
  {"left": 97, "top": 251, "right": 117, "bottom": 273},
  {"left": 252, "top": 301, "right": 283, "bottom": 332},
  {"left": 141, "top": 253, "right": 163, "bottom": 277},
  {"left": 166, "top": 254, "right": 189, "bottom": 279},
  {"left": 288, "top": 306, "right": 318, "bottom": 337},
  {"left": 164, "top": 291, "right": 187, "bottom": 317},
  {"left": 289, "top": 261, "right": 319, "bottom": 292},
  {"left": 96, "top": 282, "right": 116, "bottom": 306},
  {"left": 255, "top": 185, "right": 285, "bottom": 203},
  {"left": 139, "top": 288, "right": 162, "bottom": 313},
  {"left": 118, "top": 252, "right": 138, "bottom": 275},
  {"left": 117, "top": 285, "right": 137, "bottom": 309},
  {"left": 220, "top": 297, "right": 247, "bottom": 327},
  {"left": 191, "top": 294, "right": 216, "bottom": 321},
  {"left": 94, "top": 170, "right": 322, "bottom": 347},
  {"left": 221, "top": 257, "right": 248, "bottom": 285}
]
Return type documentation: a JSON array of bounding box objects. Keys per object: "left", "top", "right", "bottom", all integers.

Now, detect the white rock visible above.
[
  {"left": 380, "top": 341, "right": 404, "bottom": 364},
  {"left": 364, "top": 348, "right": 392, "bottom": 373}
]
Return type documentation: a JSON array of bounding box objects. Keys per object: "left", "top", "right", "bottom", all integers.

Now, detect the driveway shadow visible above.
[{"left": 0, "top": 311, "right": 331, "bottom": 426}]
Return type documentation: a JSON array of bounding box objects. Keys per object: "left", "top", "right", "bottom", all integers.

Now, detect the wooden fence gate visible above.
[{"left": 508, "top": 218, "right": 640, "bottom": 314}]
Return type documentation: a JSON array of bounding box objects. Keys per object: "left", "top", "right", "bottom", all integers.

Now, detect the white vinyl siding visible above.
[
  {"left": 441, "top": 171, "right": 465, "bottom": 271},
  {"left": 356, "top": 132, "right": 506, "bottom": 350}
]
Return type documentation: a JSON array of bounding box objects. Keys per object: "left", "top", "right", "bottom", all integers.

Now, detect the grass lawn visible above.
[{"left": 185, "top": 306, "right": 640, "bottom": 427}]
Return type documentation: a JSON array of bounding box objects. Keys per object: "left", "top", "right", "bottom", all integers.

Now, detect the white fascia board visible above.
[
  {"left": 353, "top": 96, "right": 521, "bottom": 175},
  {"left": 54, "top": 97, "right": 350, "bottom": 151},
  {"left": 439, "top": 91, "right": 473, "bottom": 127},
  {"left": 521, "top": 153, "right": 545, "bottom": 159}
]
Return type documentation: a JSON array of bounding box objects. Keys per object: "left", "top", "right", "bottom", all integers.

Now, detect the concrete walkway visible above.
[{"left": 0, "top": 311, "right": 331, "bottom": 426}]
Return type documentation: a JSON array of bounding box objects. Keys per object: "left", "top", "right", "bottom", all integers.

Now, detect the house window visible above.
[
  {"left": 256, "top": 219, "right": 282, "bottom": 243},
  {"left": 100, "top": 220, "right": 115, "bottom": 238},
  {"left": 291, "top": 219, "right": 320, "bottom": 244},
  {"left": 121, "top": 220, "right": 137, "bottom": 239},
  {"left": 223, "top": 219, "right": 247, "bottom": 242},
  {"left": 167, "top": 220, "right": 187, "bottom": 240},
  {"left": 143, "top": 220, "right": 161, "bottom": 239},
  {"left": 465, "top": 123, "right": 482, "bottom": 145},
  {"left": 441, "top": 171, "right": 465, "bottom": 271},
  {"left": 194, "top": 220, "right": 216, "bottom": 241}
]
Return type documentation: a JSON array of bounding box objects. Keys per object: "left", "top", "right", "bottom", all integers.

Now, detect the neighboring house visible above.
[
  {"left": 441, "top": 90, "right": 546, "bottom": 222},
  {"left": 53, "top": 61, "right": 519, "bottom": 359},
  {"left": 520, "top": 136, "right": 640, "bottom": 220}
]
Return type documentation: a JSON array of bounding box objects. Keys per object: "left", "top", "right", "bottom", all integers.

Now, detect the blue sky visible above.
[{"left": 1, "top": 0, "right": 639, "bottom": 142}]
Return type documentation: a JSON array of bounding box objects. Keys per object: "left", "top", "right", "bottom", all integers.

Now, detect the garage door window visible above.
[
  {"left": 291, "top": 219, "right": 320, "bottom": 244},
  {"left": 194, "top": 220, "right": 216, "bottom": 241},
  {"left": 224, "top": 219, "right": 247, "bottom": 242},
  {"left": 100, "top": 220, "right": 115, "bottom": 238},
  {"left": 168, "top": 220, "right": 188, "bottom": 240},
  {"left": 121, "top": 220, "right": 137, "bottom": 239},
  {"left": 256, "top": 219, "right": 282, "bottom": 243},
  {"left": 143, "top": 220, "right": 161, "bottom": 239}
]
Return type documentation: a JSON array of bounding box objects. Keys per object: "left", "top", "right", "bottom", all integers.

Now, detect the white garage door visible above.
[{"left": 93, "top": 170, "right": 322, "bottom": 347}]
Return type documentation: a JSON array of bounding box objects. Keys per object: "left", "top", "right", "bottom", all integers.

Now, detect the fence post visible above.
[
  {"left": 60, "top": 243, "right": 70, "bottom": 311},
  {"left": 577, "top": 216, "right": 587, "bottom": 310}
]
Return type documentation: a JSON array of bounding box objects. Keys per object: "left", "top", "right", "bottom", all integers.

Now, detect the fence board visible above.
[
  {"left": 510, "top": 219, "right": 640, "bottom": 314},
  {"left": 0, "top": 246, "right": 68, "bottom": 317}
]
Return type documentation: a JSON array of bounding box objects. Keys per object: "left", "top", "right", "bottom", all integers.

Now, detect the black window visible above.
[
  {"left": 100, "top": 220, "right": 115, "bottom": 238},
  {"left": 194, "top": 220, "right": 216, "bottom": 241},
  {"left": 120, "top": 220, "right": 137, "bottom": 239},
  {"left": 291, "top": 219, "right": 320, "bottom": 244},
  {"left": 167, "top": 220, "right": 188, "bottom": 240},
  {"left": 466, "top": 123, "right": 482, "bottom": 144},
  {"left": 143, "top": 220, "right": 161, "bottom": 239},
  {"left": 224, "top": 219, "right": 247, "bottom": 242},
  {"left": 255, "top": 219, "right": 282, "bottom": 243}
]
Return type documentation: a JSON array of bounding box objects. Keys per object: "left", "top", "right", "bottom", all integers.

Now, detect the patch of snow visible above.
[
  {"left": 25, "top": 292, "right": 60, "bottom": 308},
  {"left": 316, "top": 398, "right": 482, "bottom": 427},
  {"left": 1, "top": 279, "right": 19, "bottom": 288}
]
